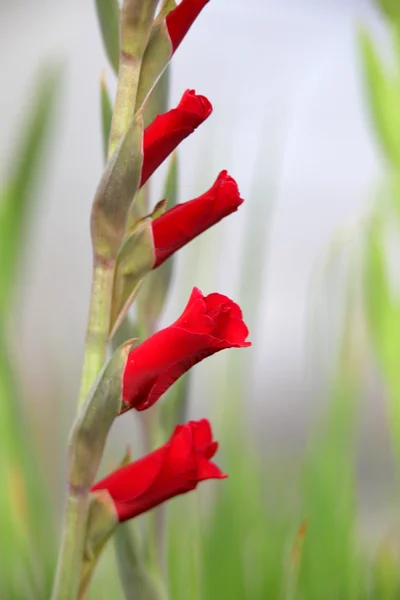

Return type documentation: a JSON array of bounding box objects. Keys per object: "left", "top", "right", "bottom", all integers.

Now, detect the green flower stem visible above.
[
  {"left": 52, "top": 4, "right": 160, "bottom": 598},
  {"left": 50, "top": 491, "right": 90, "bottom": 600},
  {"left": 78, "top": 259, "right": 115, "bottom": 409},
  {"left": 108, "top": 0, "right": 159, "bottom": 158}
]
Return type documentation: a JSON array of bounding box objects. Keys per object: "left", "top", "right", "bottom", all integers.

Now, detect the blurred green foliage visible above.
[
  {"left": 0, "top": 70, "right": 60, "bottom": 599},
  {"left": 5, "top": 1, "right": 400, "bottom": 600}
]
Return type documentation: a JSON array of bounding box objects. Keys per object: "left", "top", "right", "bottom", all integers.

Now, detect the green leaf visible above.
[
  {"left": 114, "top": 522, "right": 166, "bottom": 600},
  {"left": 91, "top": 110, "right": 144, "bottom": 259},
  {"left": 100, "top": 74, "right": 113, "bottom": 161},
  {"left": 0, "top": 68, "right": 60, "bottom": 318},
  {"left": 358, "top": 27, "right": 400, "bottom": 168},
  {"left": 95, "top": 0, "right": 120, "bottom": 73}
]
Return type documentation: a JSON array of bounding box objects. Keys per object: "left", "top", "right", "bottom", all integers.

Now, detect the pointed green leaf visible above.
[
  {"left": 91, "top": 110, "right": 144, "bottom": 260},
  {"left": 109, "top": 218, "right": 155, "bottom": 338},
  {"left": 95, "top": 0, "right": 120, "bottom": 73},
  {"left": 100, "top": 74, "right": 113, "bottom": 160}
]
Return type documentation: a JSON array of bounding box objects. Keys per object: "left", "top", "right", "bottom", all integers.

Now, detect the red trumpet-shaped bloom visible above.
[
  {"left": 140, "top": 89, "right": 212, "bottom": 187},
  {"left": 91, "top": 419, "right": 226, "bottom": 522},
  {"left": 122, "top": 288, "right": 250, "bottom": 411},
  {"left": 152, "top": 170, "right": 244, "bottom": 268},
  {"left": 166, "top": 0, "right": 210, "bottom": 53}
]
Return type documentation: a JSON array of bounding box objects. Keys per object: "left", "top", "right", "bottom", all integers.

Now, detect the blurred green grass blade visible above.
[
  {"left": 364, "top": 215, "right": 400, "bottom": 465},
  {"left": 101, "top": 74, "right": 113, "bottom": 160},
  {"left": 0, "top": 69, "right": 60, "bottom": 598},
  {"left": 199, "top": 436, "right": 289, "bottom": 600},
  {"left": 0, "top": 334, "right": 56, "bottom": 598},
  {"left": 372, "top": 545, "right": 400, "bottom": 600},
  {"left": 95, "top": 0, "right": 120, "bottom": 73},
  {"left": 167, "top": 496, "right": 203, "bottom": 600},
  {"left": 377, "top": 0, "right": 400, "bottom": 23},
  {"left": 0, "top": 69, "right": 60, "bottom": 317},
  {"left": 163, "top": 152, "right": 178, "bottom": 207},
  {"left": 358, "top": 27, "right": 400, "bottom": 168},
  {"left": 299, "top": 299, "right": 363, "bottom": 600},
  {"left": 364, "top": 215, "right": 391, "bottom": 344},
  {"left": 114, "top": 522, "right": 165, "bottom": 600}
]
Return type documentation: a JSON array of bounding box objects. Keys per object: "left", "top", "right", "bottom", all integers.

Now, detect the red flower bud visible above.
[
  {"left": 122, "top": 288, "right": 250, "bottom": 411},
  {"left": 166, "top": 0, "right": 210, "bottom": 53},
  {"left": 91, "top": 419, "right": 226, "bottom": 522},
  {"left": 140, "top": 89, "right": 212, "bottom": 187},
  {"left": 152, "top": 170, "right": 244, "bottom": 268}
]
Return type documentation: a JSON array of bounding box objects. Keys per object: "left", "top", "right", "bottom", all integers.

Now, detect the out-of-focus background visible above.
[
  {"left": 2, "top": 1, "right": 400, "bottom": 598},
  {"left": 0, "top": 0, "right": 390, "bottom": 492}
]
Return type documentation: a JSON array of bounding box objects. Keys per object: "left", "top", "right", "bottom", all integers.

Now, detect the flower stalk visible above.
[{"left": 109, "top": 0, "right": 159, "bottom": 158}]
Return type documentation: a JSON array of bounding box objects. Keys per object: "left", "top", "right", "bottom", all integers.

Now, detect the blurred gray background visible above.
[{"left": 0, "top": 0, "right": 395, "bottom": 533}]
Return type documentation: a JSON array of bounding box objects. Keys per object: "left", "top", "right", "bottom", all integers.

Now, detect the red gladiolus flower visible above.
[
  {"left": 140, "top": 89, "right": 212, "bottom": 187},
  {"left": 152, "top": 170, "right": 244, "bottom": 268},
  {"left": 92, "top": 419, "right": 226, "bottom": 522},
  {"left": 122, "top": 288, "right": 250, "bottom": 411},
  {"left": 166, "top": 0, "right": 210, "bottom": 53}
]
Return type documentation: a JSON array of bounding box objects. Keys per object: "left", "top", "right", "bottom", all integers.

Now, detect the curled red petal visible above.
[
  {"left": 141, "top": 90, "right": 212, "bottom": 187},
  {"left": 152, "top": 171, "right": 243, "bottom": 268},
  {"left": 196, "top": 456, "right": 227, "bottom": 482}
]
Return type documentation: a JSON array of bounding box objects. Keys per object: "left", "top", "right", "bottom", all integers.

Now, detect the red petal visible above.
[
  {"left": 91, "top": 445, "right": 167, "bottom": 505},
  {"left": 152, "top": 172, "right": 243, "bottom": 268},
  {"left": 204, "top": 292, "right": 243, "bottom": 320},
  {"left": 166, "top": 0, "right": 211, "bottom": 53},
  {"left": 142, "top": 343, "right": 220, "bottom": 410},
  {"left": 190, "top": 419, "right": 213, "bottom": 447},
  {"left": 196, "top": 456, "right": 227, "bottom": 481},
  {"left": 141, "top": 90, "right": 212, "bottom": 187}
]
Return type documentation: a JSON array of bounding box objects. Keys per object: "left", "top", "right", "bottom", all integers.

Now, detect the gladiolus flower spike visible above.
[
  {"left": 122, "top": 288, "right": 251, "bottom": 412},
  {"left": 92, "top": 419, "right": 226, "bottom": 523}
]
